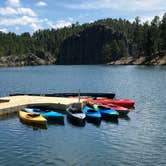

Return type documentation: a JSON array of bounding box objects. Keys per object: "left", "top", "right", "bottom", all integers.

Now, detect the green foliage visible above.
[
  {"left": 0, "top": 14, "right": 166, "bottom": 65},
  {"left": 160, "top": 13, "right": 166, "bottom": 49}
]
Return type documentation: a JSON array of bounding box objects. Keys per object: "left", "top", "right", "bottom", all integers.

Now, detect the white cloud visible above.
[
  {"left": 17, "top": 8, "right": 36, "bottom": 16},
  {"left": 129, "top": 12, "right": 164, "bottom": 23},
  {"left": 15, "top": 26, "right": 20, "bottom": 31},
  {"left": 44, "top": 19, "right": 72, "bottom": 29},
  {"left": 0, "top": 0, "right": 71, "bottom": 32},
  {"left": 0, "top": 16, "right": 72, "bottom": 32},
  {"left": 0, "top": 7, "right": 36, "bottom": 16},
  {"left": 45, "top": 19, "right": 56, "bottom": 28},
  {"left": 66, "top": 0, "right": 166, "bottom": 12},
  {"left": 68, "top": 17, "right": 74, "bottom": 22},
  {"left": 30, "top": 23, "right": 43, "bottom": 31},
  {"left": 55, "top": 20, "right": 72, "bottom": 29},
  {"left": 36, "top": 1, "right": 47, "bottom": 7},
  {"left": 6, "top": 0, "right": 21, "bottom": 7},
  {"left": 0, "top": 16, "right": 40, "bottom": 26},
  {"left": 0, "top": 28, "right": 8, "bottom": 33}
]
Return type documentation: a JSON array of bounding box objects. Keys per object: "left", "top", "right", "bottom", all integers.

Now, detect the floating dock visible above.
[
  {"left": 10, "top": 92, "right": 115, "bottom": 98},
  {"left": 0, "top": 95, "right": 86, "bottom": 116}
]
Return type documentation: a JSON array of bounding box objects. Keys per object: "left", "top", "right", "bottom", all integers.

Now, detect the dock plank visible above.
[{"left": 0, "top": 95, "right": 85, "bottom": 115}]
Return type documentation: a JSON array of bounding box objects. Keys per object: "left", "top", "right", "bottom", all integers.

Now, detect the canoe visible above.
[
  {"left": 19, "top": 110, "right": 47, "bottom": 125},
  {"left": 24, "top": 108, "right": 64, "bottom": 120},
  {"left": 83, "top": 106, "right": 101, "bottom": 119},
  {"left": 93, "top": 104, "right": 119, "bottom": 118},
  {"left": 66, "top": 106, "right": 86, "bottom": 123},
  {"left": 90, "top": 99, "right": 135, "bottom": 108}
]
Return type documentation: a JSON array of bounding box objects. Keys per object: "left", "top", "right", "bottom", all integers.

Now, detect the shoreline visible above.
[{"left": 0, "top": 55, "right": 166, "bottom": 67}]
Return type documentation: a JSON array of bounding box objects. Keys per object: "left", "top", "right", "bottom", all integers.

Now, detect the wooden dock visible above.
[{"left": 0, "top": 95, "right": 85, "bottom": 116}]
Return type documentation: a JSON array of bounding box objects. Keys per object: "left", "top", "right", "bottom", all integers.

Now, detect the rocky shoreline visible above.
[
  {"left": 0, "top": 53, "right": 56, "bottom": 67},
  {"left": 0, "top": 55, "right": 166, "bottom": 67},
  {"left": 107, "top": 55, "right": 166, "bottom": 65}
]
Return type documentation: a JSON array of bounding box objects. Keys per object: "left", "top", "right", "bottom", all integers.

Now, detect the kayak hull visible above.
[
  {"left": 83, "top": 106, "right": 101, "bottom": 120},
  {"left": 91, "top": 99, "right": 135, "bottom": 108},
  {"left": 24, "top": 108, "right": 64, "bottom": 120},
  {"left": 41, "top": 111, "right": 64, "bottom": 120},
  {"left": 107, "top": 104, "right": 131, "bottom": 115},
  {"left": 100, "top": 109, "right": 119, "bottom": 118},
  {"left": 19, "top": 110, "right": 47, "bottom": 125},
  {"left": 92, "top": 104, "right": 119, "bottom": 118}
]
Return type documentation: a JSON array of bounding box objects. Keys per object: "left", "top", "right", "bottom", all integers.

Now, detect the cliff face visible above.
[{"left": 57, "top": 25, "right": 128, "bottom": 64}]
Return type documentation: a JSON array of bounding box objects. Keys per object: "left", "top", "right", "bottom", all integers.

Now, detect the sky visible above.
[{"left": 0, "top": 0, "right": 165, "bottom": 34}]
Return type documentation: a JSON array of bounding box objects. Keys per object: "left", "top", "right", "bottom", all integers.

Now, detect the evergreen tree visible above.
[
  {"left": 160, "top": 13, "right": 166, "bottom": 50},
  {"left": 151, "top": 16, "right": 161, "bottom": 53}
]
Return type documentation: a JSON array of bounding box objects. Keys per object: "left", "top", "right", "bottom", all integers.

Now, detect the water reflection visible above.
[
  {"left": 19, "top": 119, "right": 47, "bottom": 130},
  {"left": 102, "top": 117, "right": 119, "bottom": 125},
  {"left": 0, "top": 112, "right": 17, "bottom": 121},
  {"left": 47, "top": 119, "right": 65, "bottom": 126},
  {"left": 67, "top": 117, "right": 86, "bottom": 127},
  {"left": 86, "top": 118, "right": 101, "bottom": 127},
  {"left": 119, "top": 114, "right": 131, "bottom": 121}
]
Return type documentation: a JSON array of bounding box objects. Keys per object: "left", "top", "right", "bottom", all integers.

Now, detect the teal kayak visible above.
[
  {"left": 24, "top": 108, "right": 64, "bottom": 120},
  {"left": 83, "top": 106, "right": 101, "bottom": 119},
  {"left": 93, "top": 104, "right": 119, "bottom": 118}
]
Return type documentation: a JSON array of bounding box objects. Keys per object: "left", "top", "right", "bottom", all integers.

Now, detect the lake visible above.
[{"left": 0, "top": 65, "right": 166, "bottom": 166}]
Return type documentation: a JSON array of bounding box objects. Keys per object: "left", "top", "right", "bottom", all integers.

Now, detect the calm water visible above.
[{"left": 0, "top": 65, "right": 166, "bottom": 166}]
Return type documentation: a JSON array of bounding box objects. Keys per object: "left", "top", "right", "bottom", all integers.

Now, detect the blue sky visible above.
[{"left": 0, "top": 0, "right": 165, "bottom": 34}]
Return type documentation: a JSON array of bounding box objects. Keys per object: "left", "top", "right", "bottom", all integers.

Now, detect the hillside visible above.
[{"left": 0, "top": 13, "right": 166, "bottom": 66}]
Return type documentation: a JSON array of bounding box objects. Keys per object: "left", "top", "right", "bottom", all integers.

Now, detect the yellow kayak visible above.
[{"left": 19, "top": 110, "right": 47, "bottom": 125}]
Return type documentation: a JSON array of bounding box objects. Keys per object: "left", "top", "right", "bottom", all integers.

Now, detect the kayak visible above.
[
  {"left": 41, "top": 111, "right": 64, "bottom": 120},
  {"left": 90, "top": 99, "right": 135, "bottom": 108},
  {"left": 24, "top": 108, "right": 64, "bottom": 120},
  {"left": 83, "top": 106, "right": 101, "bottom": 119},
  {"left": 87, "top": 100, "right": 131, "bottom": 115},
  {"left": 19, "top": 110, "right": 47, "bottom": 125},
  {"left": 93, "top": 104, "right": 119, "bottom": 118},
  {"left": 66, "top": 106, "right": 86, "bottom": 123},
  {"left": 107, "top": 103, "right": 132, "bottom": 115}
]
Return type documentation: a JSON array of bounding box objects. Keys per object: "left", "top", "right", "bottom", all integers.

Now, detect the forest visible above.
[{"left": 0, "top": 13, "right": 166, "bottom": 66}]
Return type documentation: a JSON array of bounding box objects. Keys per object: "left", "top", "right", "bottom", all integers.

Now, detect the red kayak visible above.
[
  {"left": 90, "top": 98, "right": 135, "bottom": 108},
  {"left": 106, "top": 103, "right": 131, "bottom": 115},
  {"left": 87, "top": 100, "right": 132, "bottom": 115}
]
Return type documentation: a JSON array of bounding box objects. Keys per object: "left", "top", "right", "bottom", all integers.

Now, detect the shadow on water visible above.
[
  {"left": 0, "top": 112, "right": 17, "bottom": 121},
  {"left": 119, "top": 114, "right": 131, "bottom": 121},
  {"left": 19, "top": 119, "right": 47, "bottom": 130},
  {"left": 67, "top": 117, "right": 86, "bottom": 127},
  {"left": 102, "top": 117, "right": 119, "bottom": 125},
  {"left": 47, "top": 118, "right": 65, "bottom": 126},
  {"left": 86, "top": 118, "right": 101, "bottom": 127}
]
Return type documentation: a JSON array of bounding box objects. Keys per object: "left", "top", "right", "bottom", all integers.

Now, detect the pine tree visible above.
[{"left": 160, "top": 13, "right": 166, "bottom": 50}]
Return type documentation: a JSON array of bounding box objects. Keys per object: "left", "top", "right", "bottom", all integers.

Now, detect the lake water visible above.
[{"left": 0, "top": 65, "right": 166, "bottom": 166}]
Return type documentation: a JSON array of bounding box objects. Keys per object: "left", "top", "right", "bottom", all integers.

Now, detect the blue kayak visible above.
[
  {"left": 83, "top": 106, "right": 101, "bottom": 119},
  {"left": 93, "top": 104, "right": 119, "bottom": 118},
  {"left": 24, "top": 108, "right": 64, "bottom": 119},
  {"left": 41, "top": 111, "right": 64, "bottom": 119}
]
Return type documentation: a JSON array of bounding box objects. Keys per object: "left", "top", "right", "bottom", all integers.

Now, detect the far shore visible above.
[{"left": 0, "top": 55, "right": 166, "bottom": 67}]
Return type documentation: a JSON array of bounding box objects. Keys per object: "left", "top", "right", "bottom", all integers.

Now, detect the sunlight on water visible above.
[{"left": 0, "top": 65, "right": 166, "bottom": 165}]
